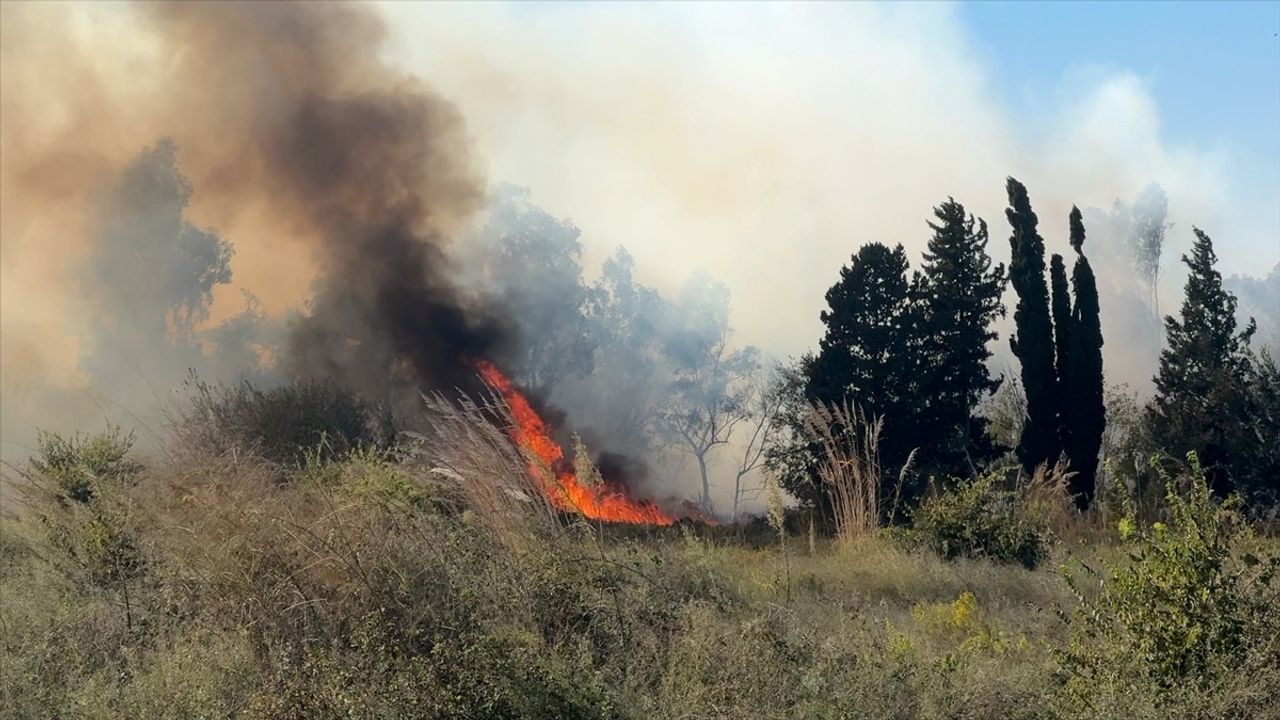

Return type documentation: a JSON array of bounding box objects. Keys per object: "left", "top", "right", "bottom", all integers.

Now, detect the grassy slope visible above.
[{"left": 1, "top": 446, "right": 1275, "bottom": 719}]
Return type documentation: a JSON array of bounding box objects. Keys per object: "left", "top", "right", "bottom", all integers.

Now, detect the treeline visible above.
[
  {"left": 768, "top": 177, "right": 1278, "bottom": 519},
  {"left": 474, "top": 181, "right": 1278, "bottom": 521}
]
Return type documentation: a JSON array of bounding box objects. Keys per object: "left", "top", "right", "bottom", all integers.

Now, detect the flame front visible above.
[{"left": 474, "top": 359, "right": 675, "bottom": 526}]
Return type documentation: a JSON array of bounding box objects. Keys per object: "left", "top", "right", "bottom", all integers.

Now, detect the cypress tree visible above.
[
  {"left": 1005, "top": 177, "right": 1059, "bottom": 474},
  {"left": 1148, "top": 228, "right": 1255, "bottom": 496},
  {"left": 917, "top": 198, "right": 1007, "bottom": 475},
  {"left": 1049, "top": 252, "right": 1073, "bottom": 452},
  {"left": 1062, "top": 207, "right": 1104, "bottom": 509}
]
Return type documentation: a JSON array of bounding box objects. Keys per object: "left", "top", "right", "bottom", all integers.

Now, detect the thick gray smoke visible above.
[
  {"left": 78, "top": 139, "right": 279, "bottom": 400},
  {"left": 139, "top": 3, "right": 511, "bottom": 400},
  {"left": 0, "top": 1, "right": 517, "bottom": 462}
]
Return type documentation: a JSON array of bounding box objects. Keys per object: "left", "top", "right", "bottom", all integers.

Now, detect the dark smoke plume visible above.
[{"left": 145, "top": 2, "right": 511, "bottom": 400}]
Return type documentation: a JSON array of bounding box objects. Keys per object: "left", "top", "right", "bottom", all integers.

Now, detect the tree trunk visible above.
[
  {"left": 697, "top": 453, "right": 711, "bottom": 514},
  {"left": 731, "top": 472, "right": 743, "bottom": 523}
]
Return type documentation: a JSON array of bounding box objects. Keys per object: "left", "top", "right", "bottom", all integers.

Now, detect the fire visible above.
[{"left": 473, "top": 359, "right": 675, "bottom": 526}]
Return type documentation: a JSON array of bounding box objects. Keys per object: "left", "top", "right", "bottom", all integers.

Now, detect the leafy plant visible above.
[
  {"left": 29, "top": 426, "right": 142, "bottom": 505},
  {"left": 1060, "top": 453, "right": 1280, "bottom": 702},
  {"left": 911, "top": 471, "right": 1049, "bottom": 569}
]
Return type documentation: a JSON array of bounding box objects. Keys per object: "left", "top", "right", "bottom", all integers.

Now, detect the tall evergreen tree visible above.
[
  {"left": 1005, "top": 178, "right": 1060, "bottom": 474},
  {"left": 1062, "top": 207, "right": 1105, "bottom": 509},
  {"left": 1148, "top": 228, "right": 1256, "bottom": 496},
  {"left": 917, "top": 198, "right": 1007, "bottom": 475},
  {"left": 1049, "top": 252, "right": 1073, "bottom": 452},
  {"left": 802, "top": 242, "right": 925, "bottom": 506}
]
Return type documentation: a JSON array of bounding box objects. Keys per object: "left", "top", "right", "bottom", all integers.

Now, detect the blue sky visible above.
[{"left": 962, "top": 1, "right": 1280, "bottom": 270}]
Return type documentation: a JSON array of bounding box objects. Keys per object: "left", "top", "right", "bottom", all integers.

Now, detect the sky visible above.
[
  {"left": 375, "top": 1, "right": 1280, "bottom": 359},
  {"left": 963, "top": 0, "right": 1280, "bottom": 273}
]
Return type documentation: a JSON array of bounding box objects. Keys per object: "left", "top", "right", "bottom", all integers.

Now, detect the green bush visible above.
[
  {"left": 911, "top": 472, "right": 1049, "bottom": 569},
  {"left": 1059, "top": 453, "right": 1280, "bottom": 708},
  {"left": 24, "top": 428, "right": 146, "bottom": 591},
  {"left": 28, "top": 426, "right": 142, "bottom": 505}
]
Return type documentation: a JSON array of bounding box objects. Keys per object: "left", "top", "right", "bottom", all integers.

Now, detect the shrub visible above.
[
  {"left": 912, "top": 471, "right": 1049, "bottom": 569},
  {"left": 176, "top": 377, "right": 394, "bottom": 470},
  {"left": 24, "top": 428, "right": 146, "bottom": 586},
  {"left": 28, "top": 426, "right": 142, "bottom": 505},
  {"left": 1059, "top": 453, "right": 1280, "bottom": 706}
]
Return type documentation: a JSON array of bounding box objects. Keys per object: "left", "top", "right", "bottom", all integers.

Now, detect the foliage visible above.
[
  {"left": 1060, "top": 454, "right": 1280, "bottom": 707},
  {"left": 916, "top": 198, "right": 1008, "bottom": 478},
  {"left": 1147, "top": 228, "right": 1258, "bottom": 497},
  {"left": 5, "top": 412, "right": 1279, "bottom": 719},
  {"left": 910, "top": 471, "right": 1050, "bottom": 569},
  {"left": 799, "top": 400, "right": 882, "bottom": 541},
  {"left": 1005, "top": 177, "right": 1061, "bottom": 476},
  {"left": 980, "top": 372, "right": 1025, "bottom": 453},
  {"left": 176, "top": 377, "right": 394, "bottom": 470},
  {"left": 28, "top": 426, "right": 142, "bottom": 506},
  {"left": 19, "top": 427, "right": 147, "bottom": 640},
  {"left": 1060, "top": 208, "right": 1105, "bottom": 509},
  {"left": 764, "top": 362, "right": 826, "bottom": 508}
]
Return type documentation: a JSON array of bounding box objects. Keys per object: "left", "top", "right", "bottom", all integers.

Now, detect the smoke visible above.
[
  {"left": 3, "top": 3, "right": 1276, "bottom": 510},
  {"left": 1, "top": 2, "right": 517, "bottom": 459},
  {"left": 144, "top": 3, "right": 509, "bottom": 399},
  {"left": 376, "top": 2, "right": 1272, "bottom": 386}
]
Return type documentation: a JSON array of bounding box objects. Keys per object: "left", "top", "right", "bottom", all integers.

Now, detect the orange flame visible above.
[{"left": 473, "top": 359, "right": 675, "bottom": 526}]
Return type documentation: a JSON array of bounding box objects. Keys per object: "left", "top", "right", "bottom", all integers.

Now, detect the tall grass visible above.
[
  {"left": 2, "top": 383, "right": 1278, "bottom": 719},
  {"left": 801, "top": 399, "right": 882, "bottom": 542}
]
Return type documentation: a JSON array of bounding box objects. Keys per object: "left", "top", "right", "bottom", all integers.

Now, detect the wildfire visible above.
[{"left": 473, "top": 359, "right": 675, "bottom": 526}]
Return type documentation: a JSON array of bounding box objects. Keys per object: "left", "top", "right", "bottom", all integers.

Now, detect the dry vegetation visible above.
[{"left": 1, "top": 386, "right": 1277, "bottom": 720}]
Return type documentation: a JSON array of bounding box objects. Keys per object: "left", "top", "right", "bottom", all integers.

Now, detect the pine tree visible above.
[
  {"left": 803, "top": 242, "right": 925, "bottom": 507},
  {"left": 1005, "top": 178, "right": 1060, "bottom": 474},
  {"left": 1062, "top": 207, "right": 1104, "bottom": 509},
  {"left": 1148, "top": 228, "right": 1255, "bottom": 496},
  {"left": 917, "top": 198, "right": 1007, "bottom": 475}
]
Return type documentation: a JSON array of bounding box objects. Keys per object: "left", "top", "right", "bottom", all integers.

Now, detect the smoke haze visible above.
[
  {"left": 2, "top": 2, "right": 1275, "bottom": 509},
  {"left": 2, "top": 1, "right": 509, "bottom": 458},
  {"left": 378, "top": 2, "right": 1269, "bottom": 372}
]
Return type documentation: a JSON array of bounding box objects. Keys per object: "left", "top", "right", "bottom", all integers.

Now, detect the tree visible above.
[
  {"left": 1237, "top": 350, "right": 1280, "bottom": 509},
  {"left": 1127, "top": 183, "right": 1170, "bottom": 323},
  {"left": 1061, "top": 207, "right": 1105, "bottom": 509},
  {"left": 83, "top": 138, "right": 236, "bottom": 391},
  {"left": 802, "top": 242, "right": 925, "bottom": 509},
  {"left": 728, "top": 364, "right": 788, "bottom": 522},
  {"left": 1049, "top": 252, "right": 1073, "bottom": 451},
  {"left": 1147, "top": 228, "right": 1256, "bottom": 496},
  {"left": 471, "top": 185, "right": 595, "bottom": 397},
  {"left": 655, "top": 273, "right": 758, "bottom": 514},
  {"left": 1226, "top": 263, "right": 1280, "bottom": 355},
  {"left": 567, "top": 248, "right": 672, "bottom": 459},
  {"left": 916, "top": 199, "right": 1007, "bottom": 476},
  {"left": 1005, "top": 177, "right": 1060, "bottom": 474}
]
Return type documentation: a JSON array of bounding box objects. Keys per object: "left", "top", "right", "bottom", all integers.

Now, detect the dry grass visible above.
[
  {"left": 1020, "top": 460, "right": 1076, "bottom": 536},
  {"left": 409, "top": 389, "right": 563, "bottom": 544},
  {"left": 4, "top": 390, "right": 1277, "bottom": 719},
  {"left": 801, "top": 399, "right": 882, "bottom": 542}
]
